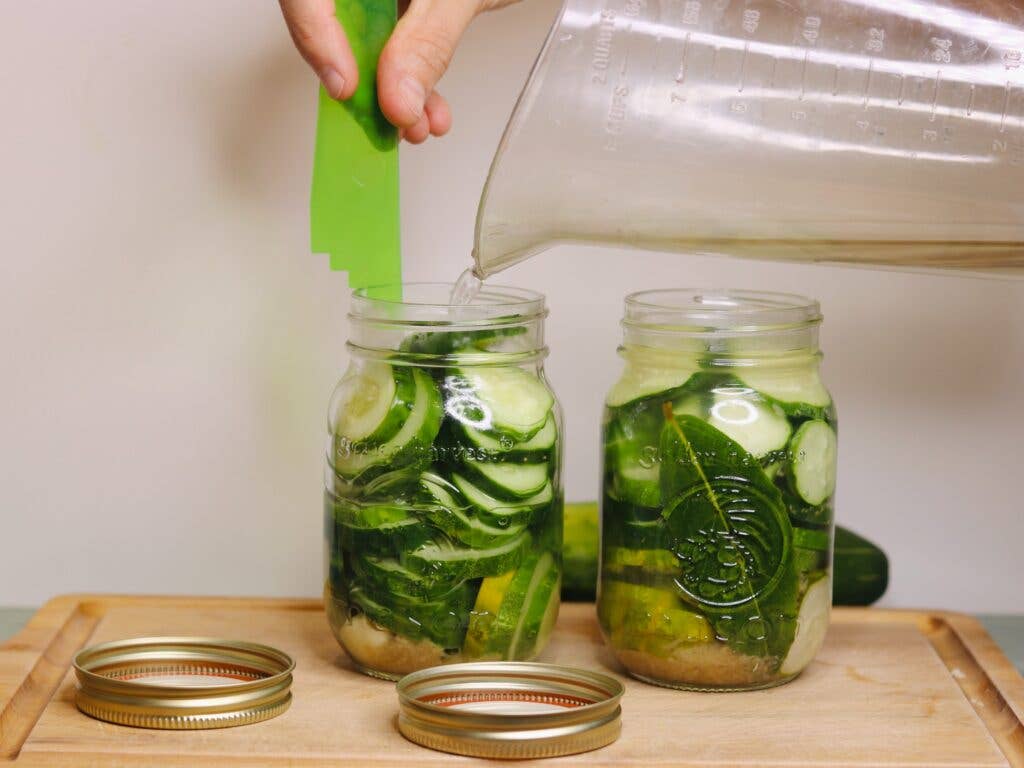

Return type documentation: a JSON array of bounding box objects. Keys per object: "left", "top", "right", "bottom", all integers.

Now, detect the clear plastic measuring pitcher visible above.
[{"left": 473, "top": 0, "right": 1024, "bottom": 277}]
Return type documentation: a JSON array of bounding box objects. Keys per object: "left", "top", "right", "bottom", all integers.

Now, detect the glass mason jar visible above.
[
  {"left": 324, "top": 283, "right": 563, "bottom": 680},
  {"left": 598, "top": 290, "right": 836, "bottom": 691}
]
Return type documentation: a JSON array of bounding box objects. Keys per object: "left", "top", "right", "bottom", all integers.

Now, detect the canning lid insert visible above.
[
  {"left": 73, "top": 636, "right": 295, "bottom": 730},
  {"left": 396, "top": 661, "right": 624, "bottom": 759}
]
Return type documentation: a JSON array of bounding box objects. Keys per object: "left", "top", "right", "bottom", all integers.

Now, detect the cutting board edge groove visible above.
[
  {"left": 0, "top": 597, "right": 103, "bottom": 759},
  {"left": 923, "top": 613, "right": 1024, "bottom": 766}
]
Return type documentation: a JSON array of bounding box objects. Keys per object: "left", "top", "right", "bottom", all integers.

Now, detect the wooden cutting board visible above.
[{"left": 2, "top": 595, "right": 1023, "bottom": 767}]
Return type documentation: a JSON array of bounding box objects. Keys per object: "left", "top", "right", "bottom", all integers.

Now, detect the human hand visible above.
[{"left": 280, "top": 0, "right": 518, "bottom": 143}]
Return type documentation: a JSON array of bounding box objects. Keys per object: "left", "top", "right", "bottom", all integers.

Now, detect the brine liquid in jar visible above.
[
  {"left": 598, "top": 289, "right": 836, "bottom": 691},
  {"left": 325, "top": 283, "right": 563, "bottom": 680}
]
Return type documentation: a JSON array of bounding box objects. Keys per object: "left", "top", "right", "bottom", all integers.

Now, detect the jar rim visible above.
[
  {"left": 624, "top": 289, "right": 821, "bottom": 332},
  {"left": 352, "top": 282, "right": 545, "bottom": 324}
]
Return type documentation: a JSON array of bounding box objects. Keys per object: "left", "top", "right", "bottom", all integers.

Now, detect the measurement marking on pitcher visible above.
[
  {"left": 897, "top": 74, "right": 906, "bottom": 105},
  {"left": 831, "top": 65, "right": 841, "bottom": 96},
  {"left": 930, "top": 69, "right": 942, "bottom": 121},
  {"left": 862, "top": 58, "right": 874, "bottom": 108},
  {"left": 799, "top": 50, "right": 809, "bottom": 100},
  {"left": 1000, "top": 81, "right": 1012, "bottom": 132},
  {"left": 966, "top": 83, "right": 976, "bottom": 116},
  {"left": 738, "top": 42, "right": 749, "bottom": 92},
  {"left": 675, "top": 32, "right": 691, "bottom": 86},
  {"left": 768, "top": 55, "right": 778, "bottom": 88}
]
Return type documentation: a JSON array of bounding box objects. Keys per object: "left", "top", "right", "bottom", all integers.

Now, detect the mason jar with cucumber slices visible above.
[
  {"left": 324, "top": 284, "right": 563, "bottom": 680},
  {"left": 598, "top": 290, "right": 836, "bottom": 691}
]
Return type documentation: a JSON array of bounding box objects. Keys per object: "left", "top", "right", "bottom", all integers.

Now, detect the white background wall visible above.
[{"left": 1, "top": 1, "right": 1021, "bottom": 611}]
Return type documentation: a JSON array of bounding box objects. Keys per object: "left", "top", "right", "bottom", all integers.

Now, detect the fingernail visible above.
[
  {"left": 399, "top": 76, "right": 426, "bottom": 119},
  {"left": 321, "top": 67, "right": 346, "bottom": 99}
]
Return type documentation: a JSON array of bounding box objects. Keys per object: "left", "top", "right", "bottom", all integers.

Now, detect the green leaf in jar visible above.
[{"left": 658, "top": 406, "right": 799, "bottom": 663}]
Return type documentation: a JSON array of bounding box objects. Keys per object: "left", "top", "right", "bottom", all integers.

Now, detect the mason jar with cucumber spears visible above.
[
  {"left": 599, "top": 290, "right": 836, "bottom": 690},
  {"left": 324, "top": 284, "right": 563, "bottom": 679}
]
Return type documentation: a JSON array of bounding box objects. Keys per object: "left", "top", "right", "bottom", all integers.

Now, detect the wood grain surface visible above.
[{"left": 1, "top": 595, "right": 1023, "bottom": 767}]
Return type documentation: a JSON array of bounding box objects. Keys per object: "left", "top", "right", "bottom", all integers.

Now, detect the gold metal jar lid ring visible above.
[
  {"left": 73, "top": 637, "right": 295, "bottom": 730},
  {"left": 397, "top": 662, "right": 624, "bottom": 760}
]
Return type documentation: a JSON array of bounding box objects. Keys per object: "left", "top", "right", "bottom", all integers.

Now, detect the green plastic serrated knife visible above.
[{"left": 311, "top": 0, "right": 400, "bottom": 289}]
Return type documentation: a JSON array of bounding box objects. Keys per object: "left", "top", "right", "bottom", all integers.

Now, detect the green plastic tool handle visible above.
[{"left": 310, "top": 0, "right": 401, "bottom": 289}]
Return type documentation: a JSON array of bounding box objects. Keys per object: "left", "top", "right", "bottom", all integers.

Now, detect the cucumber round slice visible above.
[
  {"left": 332, "top": 363, "right": 415, "bottom": 444},
  {"left": 606, "top": 362, "right": 699, "bottom": 407},
  {"left": 337, "top": 504, "right": 433, "bottom": 553},
  {"left": 406, "top": 530, "right": 530, "bottom": 583},
  {"left": 452, "top": 473, "right": 551, "bottom": 528},
  {"left": 421, "top": 474, "right": 528, "bottom": 547},
  {"left": 792, "top": 526, "right": 831, "bottom": 552},
  {"left": 611, "top": 462, "right": 661, "bottom": 508},
  {"left": 448, "top": 367, "right": 553, "bottom": 441},
  {"left": 674, "top": 388, "right": 791, "bottom": 459},
  {"left": 738, "top": 367, "right": 832, "bottom": 409},
  {"left": 780, "top": 576, "right": 832, "bottom": 675},
  {"left": 604, "top": 416, "right": 662, "bottom": 507},
  {"left": 332, "top": 368, "right": 442, "bottom": 481},
  {"left": 351, "top": 556, "right": 460, "bottom": 600},
  {"left": 463, "top": 459, "right": 549, "bottom": 500},
  {"left": 462, "top": 414, "right": 556, "bottom": 459},
  {"left": 789, "top": 420, "right": 838, "bottom": 506}
]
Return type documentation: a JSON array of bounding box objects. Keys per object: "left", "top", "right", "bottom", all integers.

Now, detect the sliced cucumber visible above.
[
  {"left": 509, "top": 555, "right": 560, "bottom": 659},
  {"left": 792, "top": 526, "right": 831, "bottom": 552},
  {"left": 598, "top": 580, "right": 712, "bottom": 655},
  {"left": 347, "top": 583, "right": 473, "bottom": 649},
  {"left": 738, "top": 366, "right": 832, "bottom": 410},
  {"left": 331, "top": 363, "right": 415, "bottom": 444},
  {"left": 463, "top": 459, "right": 549, "bottom": 499},
  {"left": 606, "top": 364, "right": 698, "bottom": 407},
  {"left": 421, "top": 474, "right": 527, "bottom": 547},
  {"left": 603, "top": 546, "right": 679, "bottom": 576},
  {"left": 462, "top": 414, "right": 556, "bottom": 458},
  {"left": 463, "top": 569, "right": 517, "bottom": 658},
  {"left": 400, "top": 325, "right": 527, "bottom": 356},
  {"left": 611, "top": 461, "right": 661, "bottom": 508},
  {"left": 447, "top": 367, "right": 553, "bottom": 440},
  {"left": 780, "top": 575, "right": 831, "bottom": 675},
  {"left": 332, "top": 368, "right": 442, "bottom": 481},
  {"left": 789, "top": 420, "right": 838, "bottom": 505},
  {"left": 673, "top": 388, "right": 791, "bottom": 459},
  {"left": 604, "top": 416, "right": 663, "bottom": 508},
  {"left": 793, "top": 527, "right": 831, "bottom": 585},
  {"left": 453, "top": 473, "right": 551, "bottom": 528},
  {"left": 351, "top": 555, "right": 459, "bottom": 601},
  {"left": 600, "top": 497, "right": 666, "bottom": 549},
  {"left": 465, "top": 551, "right": 560, "bottom": 660},
  {"left": 336, "top": 504, "right": 433, "bottom": 553},
  {"left": 406, "top": 530, "right": 530, "bottom": 582}
]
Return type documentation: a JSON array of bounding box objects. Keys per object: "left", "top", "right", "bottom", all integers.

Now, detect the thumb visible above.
[
  {"left": 280, "top": 0, "right": 359, "bottom": 99},
  {"left": 378, "top": 0, "right": 481, "bottom": 128}
]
